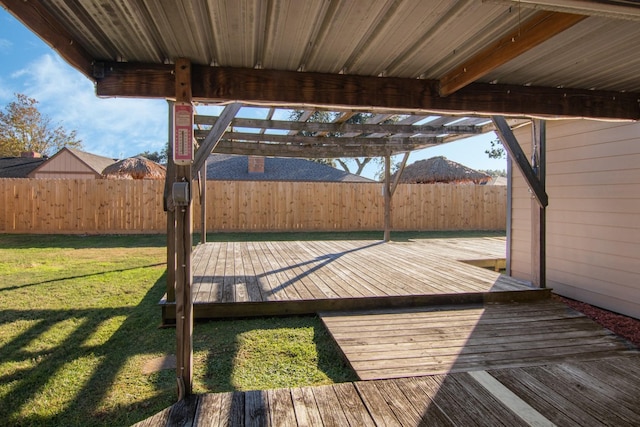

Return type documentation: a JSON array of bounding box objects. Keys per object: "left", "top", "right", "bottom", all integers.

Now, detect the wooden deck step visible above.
[{"left": 319, "top": 300, "right": 637, "bottom": 380}]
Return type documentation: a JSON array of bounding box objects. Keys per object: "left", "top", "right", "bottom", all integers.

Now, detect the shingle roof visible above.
[
  {"left": 66, "top": 148, "right": 117, "bottom": 174},
  {"left": 206, "top": 154, "right": 374, "bottom": 182},
  {"left": 0, "top": 157, "right": 47, "bottom": 178}
]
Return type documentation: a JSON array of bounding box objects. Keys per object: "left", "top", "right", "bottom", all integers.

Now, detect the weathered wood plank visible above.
[
  {"left": 244, "top": 390, "right": 268, "bottom": 427},
  {"left": 290, "top": 386, "right": 324, "bottom": 427},
  {"left": 267, "top": 388, "right": 298, "bottom": 427}
]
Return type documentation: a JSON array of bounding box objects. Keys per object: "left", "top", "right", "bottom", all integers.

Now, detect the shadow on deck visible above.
[{"left": 159, "top": 238, "right": 548, "bottom": 322}]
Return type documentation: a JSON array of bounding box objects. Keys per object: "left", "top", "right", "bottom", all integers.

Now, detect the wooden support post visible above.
[
  {"left": 531, "top": 120, "right": 546, "bottom": 288},
  {"left": 383, "top": 154, "right": 391, "bottom": 242},
  {"left": 174, "top": 58, "right": 193, "bottom": 399},
  {"left": 164, "top": 101, "right": 177, "bottom": 307},
  {"left": 200, "top": 160, "right": 207, "bottom": 244}
]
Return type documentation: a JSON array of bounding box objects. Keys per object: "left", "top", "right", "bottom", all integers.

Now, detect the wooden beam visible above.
[
  {"left": 199, "top": 162, "right": 207, "bottom": 245},
  {"left": 174, "top": 58, "right": 193, "bottom": 400},
  {"left": 390, "top": 152, "right": 411, "bottom": 197},
  {"left": 164, "top": 101, "right": 177, "bottom": 316},
  {"left": 531, "top": 119, "right": 546, "bottom": 288},
  {"left": 191, "top": 103, "right": 241, "bottom": 180},
  {"left": 383, "top": 154, "right": 392, "bottom": 242},
  {"left": 97, "top": 63, "right": 640, "bottom": 120},
  {"left": 211, "top": 140, "right": 426, "bottom": 158},
  {"left": 194, "top": 116, "right": 484, "bottom": 135},
  {"left": 492, "top": 116, "right": 548, "bottom": 207},
  {"left": 197, "top": 131, "right": 443, "bottom": 147},
  {"left": 2, "top": 0, "right": 96, "bottom": 79},
  {"left": 439, "top": 11, "right": 587, "bottom": 96}
]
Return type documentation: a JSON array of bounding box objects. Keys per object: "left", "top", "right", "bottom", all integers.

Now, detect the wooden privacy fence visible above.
[{"left": 0, "top": 179, "right": 506, "bottom": 234}]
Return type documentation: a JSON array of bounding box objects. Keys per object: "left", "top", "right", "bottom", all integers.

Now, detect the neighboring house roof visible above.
[
  {"left": 392, "top": 156, "right": 491, "bottom": 184},
  {"left": 102, "top": 156, "right": 166, "bottom": 180},
  {"left": 206, "top": 154, "right": 374, "bottom": 182},
  {"left": 28, "top": 147, "right": 116, "bottom": 178},
  {"left": 490, "top": 176, "right": 508, "bottom": 186},
  {"left": 0, "top": 157, "right": 47, "bottom": 178},
  {"left": 66, "top": 148, "right": 117, "bottom": 174}
]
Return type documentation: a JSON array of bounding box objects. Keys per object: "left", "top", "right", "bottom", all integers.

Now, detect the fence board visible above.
[{"left": 0, "top": 179, "right": 506, "bottom": 234}]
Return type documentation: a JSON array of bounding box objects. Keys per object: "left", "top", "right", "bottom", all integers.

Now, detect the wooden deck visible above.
[
  {"left": 135, "top": 353, "right": 640, "bottom": 426},
  {"left": 161, "top": 237, "right": 547, "bottom": 320},
  {"left": 145, "top": 237, "right": 640, "bottom": 426},
  {"left": 320, "top": 299, "right": 636, "bottom": 380}
]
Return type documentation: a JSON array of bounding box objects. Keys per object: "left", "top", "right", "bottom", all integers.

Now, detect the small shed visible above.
[
  {"left": 102, "top": 156, "right": 166, "bottom": 180},
  {"left": 28, "top": 148, "right": 116, "bottom": 179},
  {"left": 391, "top": 156, "right": 491, "bottom": 184}
]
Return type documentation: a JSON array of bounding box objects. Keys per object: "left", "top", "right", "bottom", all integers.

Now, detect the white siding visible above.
[{"left": 510, "top": 120, "right": 640, "bottom": 319}]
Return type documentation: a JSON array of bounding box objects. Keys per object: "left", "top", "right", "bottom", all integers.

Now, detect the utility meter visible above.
[{"left": 172, "top": 182, "right": 190, "bottom": 206}]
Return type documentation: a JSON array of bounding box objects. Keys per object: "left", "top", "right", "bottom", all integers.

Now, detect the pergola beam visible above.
[
  {"left": 95, "top": 64, "right": 640, "bottom": 120},
  {"left": 439, "top": 11, "right": 587, "bottom": 96},
  {"left": 211, "top": 140, "right": 428, "bottom": 158},
  {"left": 194, "top": 116, "right": 485, "bottom": 135},
  {"left": 196, "top": 131, "right": 442, "bottom": 147},
  {"left": 191, "top": 103, "right": 241, "bottom": 180}
]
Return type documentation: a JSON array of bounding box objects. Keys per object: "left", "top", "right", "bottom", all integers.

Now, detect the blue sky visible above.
[{"left": 0, "top": 8, "right": 505, "bottom": 180}]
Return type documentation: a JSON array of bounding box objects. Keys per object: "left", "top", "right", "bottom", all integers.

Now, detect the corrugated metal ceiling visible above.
[{"left": 12, "top": 0, "right": 640, "bottom": 93}]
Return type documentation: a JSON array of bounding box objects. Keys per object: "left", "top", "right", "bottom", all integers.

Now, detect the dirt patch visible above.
[
  {"left": 553, "top": 294, "right": 640, "bottom": 347},
  {"left": 142, "top": 354, "right": 176, "bottom": 375}
]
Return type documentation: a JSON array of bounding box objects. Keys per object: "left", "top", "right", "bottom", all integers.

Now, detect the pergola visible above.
[{"left": 3, "top": 0, "right": 639, "bottom": 399}]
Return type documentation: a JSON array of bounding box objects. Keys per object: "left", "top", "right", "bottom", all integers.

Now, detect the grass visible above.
[{"left": 0, "top": 230, "right": 503, "bottom": 426}]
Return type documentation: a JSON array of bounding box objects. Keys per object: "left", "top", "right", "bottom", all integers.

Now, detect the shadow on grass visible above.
[
  {"left": 1, "top": 273, "right": 357, "bottom": 426},
  {"left": 0, "top": 273, "right": 176, "bottom": 427},
  {"left": 0, "top": 263, "right": 166, "bottom": 293}
]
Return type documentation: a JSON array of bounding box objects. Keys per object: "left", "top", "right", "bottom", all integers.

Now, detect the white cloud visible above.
[
  {"left": 0, "top": 38, "right": 11, "bottom": 52},
  {"left": 15, "top": 54, "right": 168, "bottom": 158}
]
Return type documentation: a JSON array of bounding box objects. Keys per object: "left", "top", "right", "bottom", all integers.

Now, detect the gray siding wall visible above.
[{"left": 510, "top": 119, "right": 640, "bottom": 319}]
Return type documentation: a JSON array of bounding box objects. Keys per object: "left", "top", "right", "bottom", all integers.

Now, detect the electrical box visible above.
[
  {"left": 173, "top": 103, "right": 193, "bottom": 165},
  {"left": 172, "top": 182, "right": 190, "bottom": 206}
]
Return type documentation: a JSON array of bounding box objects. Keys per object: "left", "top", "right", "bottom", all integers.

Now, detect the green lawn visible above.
[
  {"left": 0, "top": 233, "right": 363, "bottom": 426},
  {"left": 0, "top": 230, "right": 504, "bottom": 426}
]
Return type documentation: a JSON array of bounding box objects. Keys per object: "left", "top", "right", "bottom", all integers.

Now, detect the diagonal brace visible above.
[
  {"left": 191, "top": 103, "right": 242, "bottom": 180},
  {"left": 492, "top": 116, "right": 548, "bottom": 207}
]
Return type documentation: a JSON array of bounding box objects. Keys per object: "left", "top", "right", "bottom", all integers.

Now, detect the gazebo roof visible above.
[
  {"left": 392, "top": 156, "right": 491, "bottom": 184},
  {"left": 102, "top": 156, "right": 166, "bottom": 180}
]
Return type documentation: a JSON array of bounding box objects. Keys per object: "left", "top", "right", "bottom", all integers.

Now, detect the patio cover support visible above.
[
  {"left": 491, "top": 116, "right": 548, "bottom": 208},
  {"left": 531, "top": 120, "right": 546, "bottom": 288},
  {"left": 164, "top": 101, "right": 177, "bottom": 309},
  {"left": 190, "top": 103, "right": 242, "bottom": 180},
  {"left": 383, "top": 154, "right": 391, "bottom": 242},
  {"left": 174, "top": 58, "right": 194, "bottom": 399},
  {"left": 382, "top": 151, "right": 411, "bottom": 242},
  {"left": 199, "top": 161, "right": 206, "bottom": 244}
]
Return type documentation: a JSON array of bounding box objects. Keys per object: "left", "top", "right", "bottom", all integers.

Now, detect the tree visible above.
[
  {"left": 289, "top": 110, "right": 387, "bottom": 176},
  {"left": 485, "top": 139, "right": 505, "bottom": 159},
  {"left": 137, "top": 147, "right": 168, "bottom": 164},
  {"left": 0, "top": 93, "right": 82, "bottom": 157}
]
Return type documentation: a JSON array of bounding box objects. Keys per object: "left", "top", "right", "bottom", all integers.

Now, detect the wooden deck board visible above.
[
  {"left": 320, "top": 300, "right": 636, "bottom": 380},
  {"left": 162, "top": 237, "right": 545, "bottom": 319},
  {"left": 135, "top": 354, "right": 640, "bottom": 426}
]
